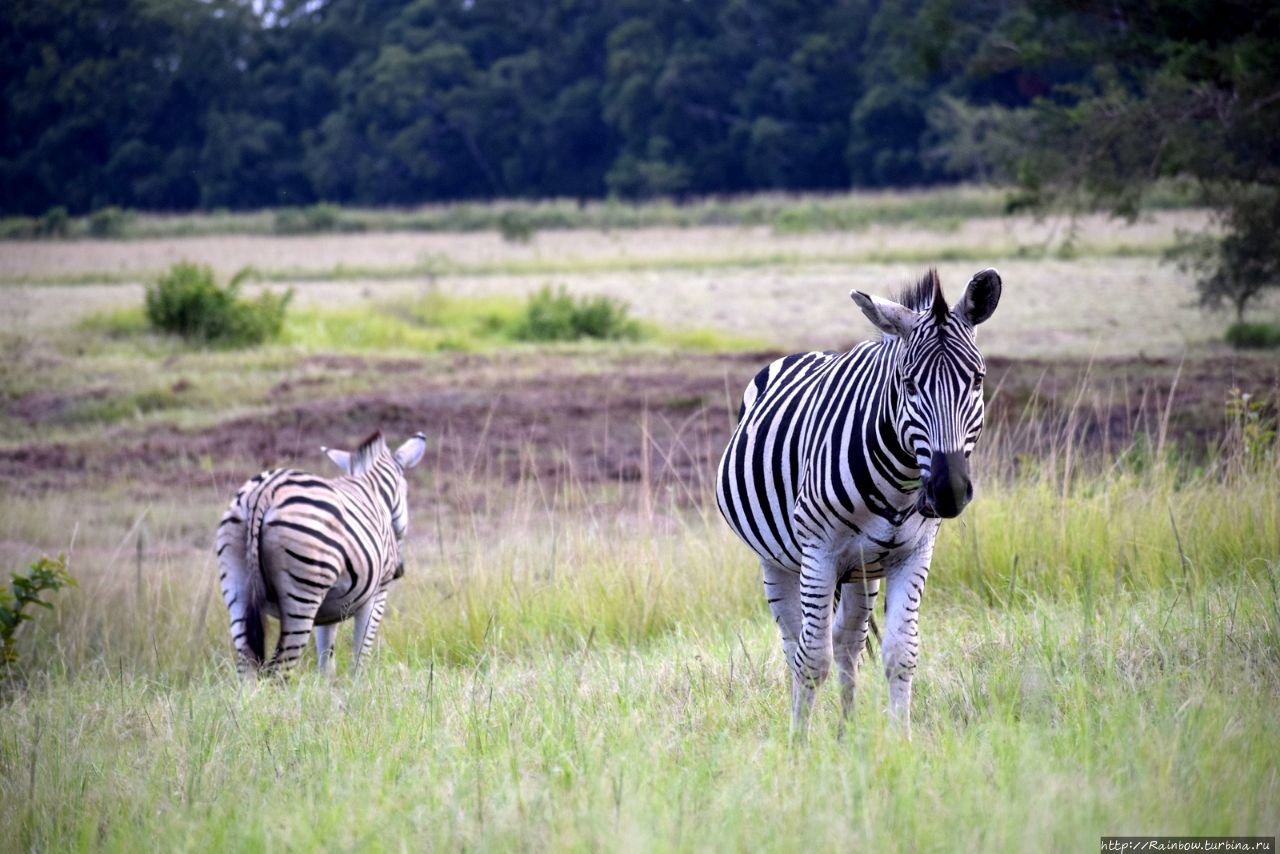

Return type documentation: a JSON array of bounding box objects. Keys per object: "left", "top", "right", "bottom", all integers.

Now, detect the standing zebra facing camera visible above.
[
  {"left": 216, "top": 431, "right": 427, "bottom": 677},
  {"left": 717, "top": 268, "right": 1001, "bottom": 736}
]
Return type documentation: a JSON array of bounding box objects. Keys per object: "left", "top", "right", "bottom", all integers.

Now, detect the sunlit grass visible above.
[
  {"left": 74, "top": 291, "right": 762, "bottom": 357},
  {"left": 1, "top": 417, "right": 1277, "bottom": 849},
  {"left": 1, "top": 560, "right": 1275, "bottom": 849}
]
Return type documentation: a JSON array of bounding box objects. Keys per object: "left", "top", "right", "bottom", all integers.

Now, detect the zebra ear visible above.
[
  {"left": 322, "top": 447, "right": 352, "bottom": 474},
  {"left": 394, "top": 433, "right": 427, "bottom": 469},
  {"left": 850, "top": 290, "right": 919, "bottom": 339},
  {"left": 958, "top": 268, "right": 1002, "bottom": 326}
]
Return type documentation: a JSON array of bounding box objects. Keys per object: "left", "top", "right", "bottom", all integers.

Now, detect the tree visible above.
[{"left": 948, "top": 0, "right": 1280, "bottom": 319}]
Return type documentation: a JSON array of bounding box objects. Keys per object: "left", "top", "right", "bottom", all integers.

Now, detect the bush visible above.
[
  {"left": 1225, "top": 321, "right": 1280, "bottom": 350},
  {"left": 510, "top": 285, "right": 640, "bottom": 342},
  {"left": 273, "top": 203, "right": 351, "bottom": 235},
  {"left": 38, "top": 205, "right": 69, "bottom": 237},
  {"left": 1, "top": 555, "right": 75, "bottom": 666},
  {"left": 145, "top": 263, "right": 292, "bottom": 347},
  {"left": 88, "top": 206, "right": 131, "bottom": 238},
  {"left": 0, "top": 216, "right": 39, "bottom": 239},
  {"left": 497, "top": 209, "right": 536, "bottom": 243}
]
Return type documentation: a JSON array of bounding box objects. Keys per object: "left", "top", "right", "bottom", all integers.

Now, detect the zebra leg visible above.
[
  {"left": 314, "top": 623, "right": 337, "bottom": 676},
  {"left": 792, "top": 549, "right": 839, "bottom": 735},
  {"left": 882, "top": 558, "right": 931, "bottom": 737},
  {"left": 264, "top": 598, "right": 322, "bottom": 676},
  {"left": 216, "top": 514, "right": 265, "bottom": 679},
  {"left": 761, "top": 560, "right": 803, "bottom": 710},
  {"left": 351, "top": 590, "right": 389, "bottom": 672},
  {"left": 832, "top": 579, "right": 880, "bottom": 727}
]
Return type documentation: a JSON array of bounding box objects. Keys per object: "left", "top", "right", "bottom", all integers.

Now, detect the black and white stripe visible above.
[
  {"left": 216, "top": 431, "right": 426, "bottom": 677},
  {"left": 717, "top": 268, "right": 1002, "bottom": 734}
]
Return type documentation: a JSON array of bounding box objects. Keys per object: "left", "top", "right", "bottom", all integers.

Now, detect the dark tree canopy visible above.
[
  {"left": 2, "top": 0, "right": 1277, "bottom": 296},
  {"left": 0, "top": 0, "right": 1019, "bottom": 214}
]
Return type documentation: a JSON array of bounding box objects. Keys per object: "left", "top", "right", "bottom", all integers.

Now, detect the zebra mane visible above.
[
  {"left": 893, "top": 269, "right": 948, "bottom": 322},
  {"left": 351, "top": 431, "right": 389, "bottom": 475}
]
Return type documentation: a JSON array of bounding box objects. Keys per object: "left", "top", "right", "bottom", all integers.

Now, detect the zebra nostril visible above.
[{"left": 965, "top": 481, "right": 974, "bottom": 501}]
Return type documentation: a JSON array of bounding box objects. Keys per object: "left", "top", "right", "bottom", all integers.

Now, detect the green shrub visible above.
[
  {"left": 1225, "top": 321, "right": 1280, "bottom": 349},
  {"left": 0, "top": 216, "right": 39, "bottom": 239},
  {"left": 510, "top": 285, "right": 641, "bottom": 342},
  {"left": 1, "top": 555, "right": 75, "bottom": 666},
  {"left": 88, "top": 206, "right": 131, "bottom": 238},
  {"left": 497, "top": 209, "right": 536, "bottom": 243},
  {"left": 273, "top": 207, "right": 308, "bottom": 234},
  {"left": 37, "top": 205, "right": 70, "bottom": 237},
  {"left": 144, "top": 263, "right": 292, "bottom": 347},
  {"left": 273, "top": 203, "right": 352, "bottom": 235}
]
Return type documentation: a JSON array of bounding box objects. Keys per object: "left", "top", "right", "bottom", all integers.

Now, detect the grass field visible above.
[
  {"left": 1, "top": 463, "right": 1277, "bottom": 850},
  {"left": 1, "top": 192, "right": 1278, "bottom": 851}
]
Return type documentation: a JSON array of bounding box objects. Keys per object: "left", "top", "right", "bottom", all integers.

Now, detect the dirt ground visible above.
[{"left": 2, "top": 350, "right": 1275, "bottom": 506}]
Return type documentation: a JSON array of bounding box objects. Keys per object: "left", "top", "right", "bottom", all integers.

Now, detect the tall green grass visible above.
[
  {"left": 0, "top": 361, "right": 1276, "bottom": 849},
  {"left": 1, "top": 446, "right": 1274, "bottom": 675},
  {"left": 1, "top": 567, "right": 1276, "bottom": 849}
]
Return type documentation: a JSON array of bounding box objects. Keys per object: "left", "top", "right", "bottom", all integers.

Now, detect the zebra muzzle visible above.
[{"left": 922, "top": 451, "right": 973, "bottom": 518}]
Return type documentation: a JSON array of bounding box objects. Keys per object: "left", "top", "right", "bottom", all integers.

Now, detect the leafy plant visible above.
[
  {"left": 1, "top": 555, "right": 75, "bottom": 665},
  {"left": 145, "top": 263, "right": 292, "bottom": 347},
  {"left": 497, "top": 209, "right": 536, "bottom": 243},
  {"left": 0, "top": 216, "right": 38, "bottom": 239},
  {"left": 88, "top": 206, "right": 131, "bottom": 238},
  {"left": 509, "top": 285, "right": 640, "bottom": 342},
  {"left": 37, "top": 206, "right": 69, "bottom": 237},
  {"left": 1225, "top": 321, "right": 1280, "bottom": 350},
  {"left": 273, "top": 204, "right": 351, "bottom": 235},
  {"left": 1225, "top": 388, "right": 1277, "bottom": 468}
]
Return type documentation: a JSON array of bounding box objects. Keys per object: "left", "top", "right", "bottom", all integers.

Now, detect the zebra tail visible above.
[
  {"left": 866, "top": 614, "right": 881, "bottom": 657},
  {"left": 242, "top": 498, "right": 270, "bottom": 664}
]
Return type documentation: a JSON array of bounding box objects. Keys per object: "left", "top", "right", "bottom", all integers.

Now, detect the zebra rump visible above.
[{"left": 216, "top": 430, "right": 427, "bottom": 677}]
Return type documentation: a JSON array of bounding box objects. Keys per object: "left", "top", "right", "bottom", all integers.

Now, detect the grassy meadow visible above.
[{"left": 1, "top": 190, "right": 1278, "bottom": 851}]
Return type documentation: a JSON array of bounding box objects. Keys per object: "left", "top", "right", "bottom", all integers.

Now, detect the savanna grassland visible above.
[{"left": 1, "top": 192, "right": 1278, "bottom": 852}]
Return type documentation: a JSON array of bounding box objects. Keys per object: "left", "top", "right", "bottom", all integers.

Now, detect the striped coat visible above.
[
  {"left": 216, "top": 431, "right": 426, "bottom": 676},
  {"left": 717, "top": 269, "right": 1001, "bottom": 734}
]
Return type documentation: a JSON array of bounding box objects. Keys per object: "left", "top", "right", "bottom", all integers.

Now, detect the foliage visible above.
[
  {"left": 1225, "top": 388, "right": 1277, "bottom": 467},
  {"left": 0, "top": 555, "right": 74, "bottom": 665},
  {"left": 510, "top": 286, "right": 641, "bottom": 342},
  {"left": 0, "top": 0, "right": 958, "bottom": 213},
  {"left": 144, "top": 263, "right": 292, "bottom": 347},
  {"left": 88, "top": 206, "right": 131, "bottom": 238},
  {"left": 1183, "top": 187, "right": 1280, "bottom": 320},
  {"left": 932, "top": 0, "right": 1280, "bottom": 321},
  {"left": 273, "top": 204, "right": 350, "bottom": 235},
  {"left": 496, "top": 209, "right": 536, "bottom": 244},
  {"left": 1225, "top": 322, "right": 1280, "bottom": 350},
  {"left": 38, "top": 206, "right": 69, "bottom": 238}
]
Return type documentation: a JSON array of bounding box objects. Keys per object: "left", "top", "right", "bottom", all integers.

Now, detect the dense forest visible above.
[{"left": 1, "top": 0, "right": 1276, "bottom": 216}]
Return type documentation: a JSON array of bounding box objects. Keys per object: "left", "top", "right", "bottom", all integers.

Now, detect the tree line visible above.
[{"left": 1, "top": 0, "right": 1223, "bottom": 214}]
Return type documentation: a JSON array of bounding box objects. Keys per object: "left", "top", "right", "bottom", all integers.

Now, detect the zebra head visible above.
[
  {"left": 323, "top": 431, "right": 428, "bottom": 576},
  {"left": 851, "top": 268, "right": 1002, "bottom": 519}
]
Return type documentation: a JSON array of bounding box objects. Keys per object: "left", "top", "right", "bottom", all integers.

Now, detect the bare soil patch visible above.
[{"left": 2, "top": 351, "right": 1275, "bottom": 506}]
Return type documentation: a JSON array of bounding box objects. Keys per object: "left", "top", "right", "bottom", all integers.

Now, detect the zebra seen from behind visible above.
[
  {"left": 716, "top": 268, "right": 1002, "bottom": 736},
  {"left": 216, "top": 431, "right": 427, "bottom": 677}
]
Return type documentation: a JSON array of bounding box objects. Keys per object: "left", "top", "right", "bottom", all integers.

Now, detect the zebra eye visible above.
[
  {"left": 974, "top": 374, "right": 985, "bottom": 391},
  {"left": 903, "top": 377, "right": 919, "bottom": 397}
]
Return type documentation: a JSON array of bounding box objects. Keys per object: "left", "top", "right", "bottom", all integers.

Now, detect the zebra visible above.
[
  {"left": 215, "top": 431, "right": 427, "bottom": 677},
  {"left": 716, "top": 268, "right": 1001, "bottom": 736}
]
